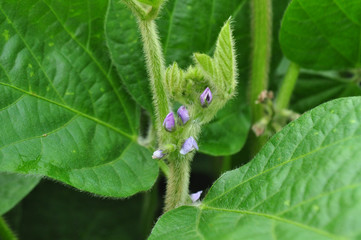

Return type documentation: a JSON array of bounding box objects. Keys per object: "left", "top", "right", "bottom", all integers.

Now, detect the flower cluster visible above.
[{"left": 152, "top": 87, "right": 213, "bottom": 159}]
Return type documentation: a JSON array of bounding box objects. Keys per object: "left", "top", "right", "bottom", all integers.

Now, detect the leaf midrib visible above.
[{"left": 0, "top": 81, "right": 135, "bottom": 140}]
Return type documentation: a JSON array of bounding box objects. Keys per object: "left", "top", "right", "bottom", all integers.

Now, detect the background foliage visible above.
[{"left": 1, "top": 0, "right": 361, "bottom": 239}]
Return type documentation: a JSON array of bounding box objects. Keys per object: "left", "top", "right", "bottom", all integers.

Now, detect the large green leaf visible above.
[
  {"left": 0, "top": 172, "right": 39, "bottom": 215},
  {"left": 5, "top": 181, "right": 149, "bottom": 240},
  {"left": 150, "top": 97, "right": 361, "bottom": 239},
  {"left": 280, "top": 0, "right": 361, "bottom": 70},
  {"left": 0, "top": 0, "right": 158, "bottom": 197},
  {"left": 105, "top": 0, "right": 251, "bottom": 156}
]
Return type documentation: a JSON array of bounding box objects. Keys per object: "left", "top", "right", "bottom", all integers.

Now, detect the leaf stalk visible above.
[{"left": 276, "top": 62, "right": 300, "bottom": 110}]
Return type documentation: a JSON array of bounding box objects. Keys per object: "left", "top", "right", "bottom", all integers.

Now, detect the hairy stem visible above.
[
  {"left": 138, "top": 20, "right": 171, "bottom": 143},
  {"left": 137, "top": 18, "right": 191, "bottom": 212},
  {"left": 249, "top": 0, "right": 273, "bottom": 155},
  {"left": 276, "top": 62, "right": 300, "bottom": 110},
  {"left": 0, "top": 217, "right": 18, "bottom": 240},
  {"left": 164, "top": 156, "right": 191, "bottom": 212}
]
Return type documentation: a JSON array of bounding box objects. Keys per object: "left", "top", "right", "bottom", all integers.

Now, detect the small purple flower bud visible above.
[
  {"left": 200, "top": 87, "right": 213, "bottom": 107},
  {"left": 190, "top": 190, "right": 203, "bottom": 203},
  {"left": 163, "top": 112, "right": 175, "bottom": 132},
  {"left": 152, "top": 150, "right": 165, "bottom": 159},
  {"left": 180, "top": 137, "right": 199, "bottom": 155},
  {"left": 177, "top": 106, "right": 190, "bottom": 125}
]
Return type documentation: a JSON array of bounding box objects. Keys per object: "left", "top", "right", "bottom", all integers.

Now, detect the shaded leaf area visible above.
[
  {"left": 291, "top": 73, "right": 361, "bottom": 113},
  {"left": 200, "top": 96, "right": 250, "bottom": 155},
  {"left": 105, "top": 0, "right": 154, "bottom": 112},
  {"left": 0, "top": 0, "right": 158, "bottom": 197},
  {"left": 150, "top": 97, "right": 361, "bottom": 239},
  {"left": 5, "top": 180, "right": 148, "bottom": 240},
  {"left": 0, "top": 172, "right": 40, "bottom": 215},
  {"left": 274, "top": 60, "right": 361, "bottom": 113},
  {"left": 106, "top": 0, "right": 251, "bottom": 156},
  {"left": 280, "top": 0, "right": 361, "bottom": 70}
]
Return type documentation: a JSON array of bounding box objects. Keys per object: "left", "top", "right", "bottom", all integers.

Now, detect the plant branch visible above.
[
  {"left": 249, "top": 0, "right": 273, "bottom": 154},
  {"left": 276, "top": 62, "right": 300, "bottom": 110},
  {"left": 0, "top": 217, "right": 18, "bottom": 240}
]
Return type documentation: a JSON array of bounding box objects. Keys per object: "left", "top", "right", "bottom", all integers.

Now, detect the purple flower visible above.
[
  {"left": 190, "top": 190, "right": 203, "bottom": 203},
  {"left": 177, "top": 106, "right": 190, "bottom": 125},
  {"left": 200, "top": 87, "right": 213, "bottom": 107},
  {"left": 163, "top": 112, "right": 175, "bottom": 132},
  {"left": 152, "top": 150, "right": 165, "bottom": 159},
  {"left": 180, "top": 137, "right": 199, "bottom": 155}
]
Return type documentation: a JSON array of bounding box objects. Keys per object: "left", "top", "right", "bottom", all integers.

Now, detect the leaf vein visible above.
[
  {"left": 201, "top": 205, "right": 345, "bottom": 239},
  {"left": 0, "top": 81, "right": 135, "bottom": 140},
  {"left": 0, "top": 6, "right": 66, "bottom": 104},
  {"left": 296, "top": 0, "right": 355, "bottom": 66},
  {"left": 205, "top": 134, "right": 361, "bottom": 205},
  {"left": 40, "top": 0, "right": 135, "bottom": 132}
]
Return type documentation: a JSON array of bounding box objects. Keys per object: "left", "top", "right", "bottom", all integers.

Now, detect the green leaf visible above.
[
  {"left": 193, "top": 53, "right": 214, "bottom": 79},
  {"left": 0, "top": 0, "right": 158, "bottom": 197},
  {"left": 5, "top": 181, "right": 149, "bottom": 240},
  {"left": 194, "top": 19, "right": 237, "bottom": 96},
  {"left": 105, "top": 0, "right": 153, "bottom": 112},
  {"left": 280, "top": 0, "right": 361, "bottom": 70},
  {"left": 199, "top": 95, "right": 250, "bottom": 156},
  {"left": 0, "top": 172, "right": 39, "bottom": 215},
  {"left": 105, "top": 0, "right": 251, "bottom": 156},
  {"left": 150, "top": 97, "right": 361, "bottom": 239}
]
